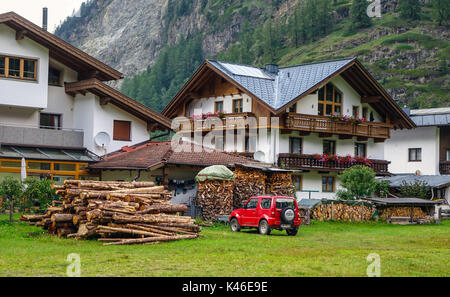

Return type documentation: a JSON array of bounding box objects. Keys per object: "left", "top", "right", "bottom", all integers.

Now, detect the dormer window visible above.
[
  {"left": 0, "top": 55, "right": 37, "bottom": 80},
  {"left": 318, "top": 83, "right": 342, "bottom": 116}
]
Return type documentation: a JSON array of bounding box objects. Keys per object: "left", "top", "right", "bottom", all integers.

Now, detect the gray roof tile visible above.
[{"left": 208, "top": 58, "right": 355, "bottom": 111}]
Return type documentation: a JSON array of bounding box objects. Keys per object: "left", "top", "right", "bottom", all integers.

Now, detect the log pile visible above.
[
  {"left": 266, "top": 173, "right": 294, "bottom": 196},
  {"left": 312, "top": 202, "right": 376, "bottom": 222},
  {"left": 20, "top": 180, "right": 202, "bottom": 246},
  {"left": 233, "top": 168, "right": 266, "bottom": 209},
  {"left": 197, "top": 180, "right": 234, "bottom": 221},
  {"left": 378, "top": 207, "right": 428, "bottom": 221}
]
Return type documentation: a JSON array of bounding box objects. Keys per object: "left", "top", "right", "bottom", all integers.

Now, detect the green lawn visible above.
[{"left": 0, "top": 214, "right": 449, "bottom": 277}]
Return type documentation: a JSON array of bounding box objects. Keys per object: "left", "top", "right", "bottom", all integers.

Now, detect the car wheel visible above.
[
  {"left": 287, "top": 227, "right": 299, "bottom": 236},
  {"left": 230, "top": 218, "right": 241, "bottom": 232},
  {"left": 258, "top": 220, "right": 271, "bottom": 235}
]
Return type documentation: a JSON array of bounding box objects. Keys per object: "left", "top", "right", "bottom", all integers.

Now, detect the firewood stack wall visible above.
[
  {"left": 312, "top": 202, "right": 376, "bottom": 222},
  {"left": 196, "top": 180, "right": 234, "bottom": 221},
  {"left": 265, "top": 173, "right": 294, "bottom": 197},
  {"left": 21, "top": 180, "right": 202, "bottom": 246},
  {"left": 233, "top": 168, "right": 266, "bottom": 209}
]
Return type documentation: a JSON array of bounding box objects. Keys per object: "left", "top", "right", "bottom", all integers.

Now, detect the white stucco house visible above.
[
  {"left": 384, "top": 108, "right": 450, "bottom": 202},
  {"left": 0, "top": 12, "right": 171, "bottom": 183},
  {"left": 162, "top": 58, "right": 416, "bottom": 199}
]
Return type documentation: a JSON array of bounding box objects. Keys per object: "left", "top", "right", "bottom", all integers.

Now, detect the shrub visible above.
[
  {"left": 336, "top": 190, "right": 355, "bottom": 201},
  {"left": 0, "top": 177, "right": 24, "bottom": 222},
  {"left": 22, "top": 178, "right": 56, "bottom": 212},
  {"left": 374, "top": 180, "right": 391, "bottom": 198},
  {"left": 339, "top": 165, "right": 377, "bottom": 199},
  {"left": 398, "top": 180, "right": 432, "bottom": 199}
]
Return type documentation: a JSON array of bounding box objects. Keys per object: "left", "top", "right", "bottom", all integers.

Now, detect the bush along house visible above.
[
  {"left": 0, "top": 12, "right": 171, "bottom": 184},
  {"left": 163, "top": 58, "right": 416, "bottom": 200}
]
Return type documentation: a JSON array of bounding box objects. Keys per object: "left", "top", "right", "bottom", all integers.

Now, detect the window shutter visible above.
[{"left": 113, "top": 121, "right": 131, "bottom": 141}]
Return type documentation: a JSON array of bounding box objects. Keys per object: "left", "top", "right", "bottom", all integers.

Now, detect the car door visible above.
[{"left": 241, "top": 198, "right": 259, "bottom": 227}]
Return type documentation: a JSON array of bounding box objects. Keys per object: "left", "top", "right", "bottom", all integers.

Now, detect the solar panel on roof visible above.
[{"left": 220, "top": 63, "right": 272, "bottom": 79}]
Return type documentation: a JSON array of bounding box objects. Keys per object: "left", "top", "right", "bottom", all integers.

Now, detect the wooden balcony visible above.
[
  {"left": 440, "top": 161, "right": 450, "bottom": 175},
  {"left": 278, "top": 154, "right": 391, "bottom": 175},
  {"left": 284, "top": 113, "right": 391, "bottom": 140},
  {"left": 186, "top": 112, "right": 259, "bottom": 132}
]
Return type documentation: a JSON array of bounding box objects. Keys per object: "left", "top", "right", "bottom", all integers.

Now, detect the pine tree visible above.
[
  {"left": 431, "top": 0, "right": 450, "bottom": 26},
  {"left": 350, "top": 0, "right": 372, "bottom": 30},
  {"left": 398, "top": 0, "right": 422, "bottom": 20}
]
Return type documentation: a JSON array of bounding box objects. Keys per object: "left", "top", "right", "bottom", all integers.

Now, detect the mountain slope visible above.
[{"left": 55, "top": 0, "right": 449, "bottom": 112}]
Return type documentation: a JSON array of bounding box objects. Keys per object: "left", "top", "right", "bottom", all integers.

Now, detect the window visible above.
[
  {"left": 48, "top": 67, "right": 62, "bottom": 86},
  {"left": 246, "top": 199, "right": 259, "bottom": 209},
  {"left": 318, "top": 83, "right": 342, "bottom": 116},
  {"left": 8, "top": 58, "right": 20, "bottom": 77},
  {"left": 289, "top": 103, "right": 297, "bottom": 113},
  {"left": 276, "top": 198, "right": 296, "bottom": 209},
  {"left": 0, "top": 55, "right": 37, "bottom": 80},
  {"left": 323, "top": 140, "right": 336, "bottom": 155},
  {"left": 409, "top": 148, "right": 422, "bottom": 162},
  {"left": 233, "top": 99, "right": 243, "bottom": 113},
  {"left": 113, "top": 120, "right": 132, "bottom": 141},
  {"left": 355, "top": 143, "right": 367, "bottom": 158},
  {"left": 362, "top": 107, "right": 369, "bottom": 120},
  {"left": 322, "top": 176, "right": 335, "bottom": 193},
  {"left": 0, "top": 57, "right": 5, "bottom": 76},
  {"left": 352, "top": 106, "right": 360, "bottom": 118},
  {"left": 40, "top": 113, "right": 61, "bottom": 130},
  {"left": 215, "top": 101, "right": 224, "bottom": 113},
  {"left": 261, "top": 199, "right": 272, "bottom": 209},
  {"left": 447, "top": 149, "right": 450, "bottom": 161},
  {"left": 292, "top": 175, "right": 302, "bottom": 192},
  {"left": 245, "top": 135, "right": 257, "bottom": 153},
  {"left": 290, "top": 138, "right": 302, "bottom": 154}
]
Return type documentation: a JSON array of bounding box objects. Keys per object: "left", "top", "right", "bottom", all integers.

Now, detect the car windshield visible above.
[{"left": 276, "top": 198, "right": 295, "bottom": 209}]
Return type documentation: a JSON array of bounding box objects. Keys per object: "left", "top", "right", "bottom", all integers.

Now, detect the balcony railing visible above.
[
  {"left": 0, "top": 123, "right": 84, "bottom": 148},
  {"left": 284, "top": 113, "right": 391, "bottom": 139},
  {"left": 278, "top": 154, "right": 391, "bottom": 175},
  {"left": 186, "top": 112, "right": 258, "bottom": 132},
  {"left": 440, "top": 161, "right": 450, "bottom": 175}
]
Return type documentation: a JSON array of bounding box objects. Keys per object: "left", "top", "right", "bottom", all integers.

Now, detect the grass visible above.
[{"left": 0, "top": 214, "right": 449, "bottom": 277}]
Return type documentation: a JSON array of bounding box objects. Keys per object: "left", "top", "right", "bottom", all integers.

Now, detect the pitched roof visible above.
[
  {"left": 0, "top": 12, "right": 122, "bottom": 81},
  {"left": 380, "top": 174, "right": 450, "bottom": 189},
  {"left": 408, "top": 108, "right": 450, "bottom": 127},
  {"left": 163, "top": 58, "right": 415, "bottom": 129},
  {"left": 209, "top": 58, "right": 355, "bottom": 110},
  {"left": 65, "top": 79, "right": 172, "bottom": 130},
  {"left": 89, "top": 141, "right": 259, "bottom": 170}
]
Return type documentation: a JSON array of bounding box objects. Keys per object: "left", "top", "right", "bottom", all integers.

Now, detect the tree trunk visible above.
[{"left": 9, "top": 199, "right": 13, "bottom": 223}]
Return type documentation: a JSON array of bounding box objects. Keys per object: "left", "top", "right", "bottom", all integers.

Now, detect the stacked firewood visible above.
[
  {"left": 197, "top": 180, "right": 234, "bottom": 221},
  {"left": 378, "top": 207, "right": 428, "bottom": 221},
  {"left": 266, "top": 173, "right": 294, "bottom": 197},
  {"left": 21, "top": 180, "right": 202, "bottom": 246},
  {"left": 312, "top": 202, "right": 376, "bottom": 222},
  {"left": 233, "top": 168, "right": 266, "bottom": 209}
]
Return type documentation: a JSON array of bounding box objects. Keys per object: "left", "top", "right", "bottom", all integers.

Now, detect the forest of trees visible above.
[{"left": 117, "top": 0, "right": 449, "bottom": 112}]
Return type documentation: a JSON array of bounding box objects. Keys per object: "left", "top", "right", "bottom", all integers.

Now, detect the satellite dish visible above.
[
  {"left": 94, "top": 132, "right": 111, "bottom": 148},
  {"left": 253, "top": 151, "right": 266, "bottom": 162},
  {"left": 415, "top": 170, "right": 421, "bottom": 176}
]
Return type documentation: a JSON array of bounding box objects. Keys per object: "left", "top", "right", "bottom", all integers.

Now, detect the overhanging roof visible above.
[
  {"left": 65, "top": 79, "right": 172, "bottom": 131},
  {"left": 0, "top": 12, "right": 122, "bottom": 81},
  {"left": 0, "top": 144, "right": 100, "bottom": 162},
  {"left": 162, "top": 58, "right": 415, "bottom": 129},
  {"left": 380, "top": 175, "right": 450, "bottom": 189}
]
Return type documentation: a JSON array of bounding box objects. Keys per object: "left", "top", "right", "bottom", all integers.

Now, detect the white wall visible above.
[
  {"left": 0, "top": 105, "right": 39, "bottom": 127},
  {"left": 187, "top": 93, "right": 252, "bottom": 116},
  {"left": 385, "top": 126, "right": 440, "bottom": 175},
  {"left": 43, "top": 58, "right": 79, "bottom": 129},
  {"left": 0, "top": 24, "right": 49, "bottom": 109}
]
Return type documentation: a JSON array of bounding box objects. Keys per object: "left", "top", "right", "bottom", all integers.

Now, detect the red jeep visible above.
[{"left": 229, "top": 196, "right": 301, "bottom": 236}]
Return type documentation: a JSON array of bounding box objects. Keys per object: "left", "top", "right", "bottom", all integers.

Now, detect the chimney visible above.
[
  {"left": 265, "top": 64, "right": 279, "bottom": 74},
  {"left": 42, "top": 7, "right": 48, "bottom": 31}
]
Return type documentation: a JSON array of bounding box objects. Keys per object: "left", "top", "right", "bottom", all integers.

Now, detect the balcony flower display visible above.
[
  {"left": 190, "top": 111, "right": 225, "bottom": 121},
  {"left": 313, "top": 153, "right": 373, "bottom": 167},
  {"left": 329, "top": 114, "right": 367, "bottom": 124}
]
